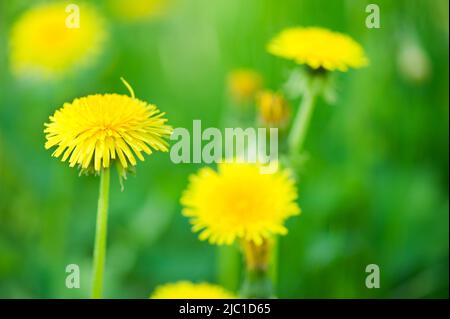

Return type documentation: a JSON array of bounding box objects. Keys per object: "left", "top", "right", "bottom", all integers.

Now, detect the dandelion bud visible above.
[
  {"left": 397, "top": 37, "right": 431, "bottom": 85},
  {"left": 256, "top": 90, "right": 291, "bottom": 130},
  {"left": 227, "top": 69, "right": 263, "bottom": 104}
]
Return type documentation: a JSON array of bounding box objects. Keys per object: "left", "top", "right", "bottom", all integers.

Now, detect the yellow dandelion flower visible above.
[
  {"left": 150, "top": 281, "right": 236, "bottom": 299},
  {"left": 228, "top": 69, "right": 263, "bottom": 103},
  {"left": 10, "top": 2, "right": 106, "bottom": 77},
  {"left": 181, "top": 162, "right": 300, "bottom": 246},
  {"left": 256, "top": 90, "right": 291, "bottom": 128},
  {"left": 109, "top": 0, "right": 169, "bottom": 21},
  {"left": 44, "top": 80, "right": 172, "bottom": 172},
  {"left": 267, "top": 27, "right": 368, "bottom": 72}
]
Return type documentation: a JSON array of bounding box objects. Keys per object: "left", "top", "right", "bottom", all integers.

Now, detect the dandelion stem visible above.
[
  {"left": 91, "top": 167, "right": 110, "bottom": 299},
  {"left": 240, "top": 239, "right": 273, "bottom": 298},
  {"left": 288, "top": 86, "right": 318, "bottom": 155},
  {"left": 241, "top": 267, "right": 273, "bottom": 298},
  {"left": 269, "top": 236, "right": 279, "bottom": 289},
  {"left": 217, "top": 245, "right": 241, "bottom": 292}
]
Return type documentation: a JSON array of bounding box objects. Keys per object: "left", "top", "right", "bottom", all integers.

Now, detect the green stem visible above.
[
  {"left": 239, "top": 240, "right": 273, "bottom": 299},
  {"left": 91, "top": 167, "right": 110, "bottom": 299},
  {"left": 288, "top": 88, "right": 318, "bottom": 155},
  {"left": 240, "top": 267, "right": 273, "bottom": 299},
  {"left": 217, "top": 245, "right": 241, "bottom": 292},
  {"left": 269, "top": 236, "right": 278, "bottom": 289}
]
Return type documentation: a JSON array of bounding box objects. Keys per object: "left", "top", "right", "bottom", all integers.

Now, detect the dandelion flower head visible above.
[
  {"left": 44, "top": 80, "right": 172, "bottom": 172},
  {"left": 181, "top": 162, "right": 300, "bottom": 245},
  {"left": 150, "top": 281, "right": 236, "bottom": 299},
  {"left": 10, "top": 2, "right": 106, "bottom": 77},
  {"left": 267, "top": 27, "right": 368, "bottom": 72},
  {"left": 109, "top": 0, "right": 169, "bottom": 21}
]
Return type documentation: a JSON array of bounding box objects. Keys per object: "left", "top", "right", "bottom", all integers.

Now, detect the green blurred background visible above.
[{"left": 0, "top": 0, "right": 448, "bottom": 298}]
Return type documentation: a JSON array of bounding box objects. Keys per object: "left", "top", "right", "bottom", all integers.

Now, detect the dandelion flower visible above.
[
  {"left": 181, "top": 162, "right": 300, "bottom": 245},
  {"left": 267, "top": 27, "right": 368, "bottom": 72},
  {"left": 10, "top": 2, "right": 106, "bottom": 77},
  {"left": 44, "top": 82, "right": 172, "bottom": 173},
  {"left": 151, "top": 281, "right": 236, "bottom": 299},
  {"left": 44, "top": 80, "right": 171, "bottom": 298},
  {"left": 228, "top": 69, "right": 263, "bottom": 103},
  {"left": 109, "top": 0, "right": 169, "bottom": 21},
  {"left": 256, "top": 90, "right": 291, "bottom": 129}
]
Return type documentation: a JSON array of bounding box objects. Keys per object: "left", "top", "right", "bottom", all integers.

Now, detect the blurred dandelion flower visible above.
[
  {"left": 10, "top": 2, "right": 106, "bottom": 78},
  {"left": 44, "top": 82, "right": 172, "bottom": 173},
  {"left": 267, "top": 27, "right": 368, "bottom": 72},
  {"left": 151, "top": 281, "right": 236, "bottom": 299},
  {"left": 109, "top": 0, "right": 169, "bottom": 21},
  {"left": 256, "top": 90, "right": 291, "bottom": 129},
  {"left": 181, "top": 162, "right": 300, "bottom": 246},
  {"left": 228, "top": 69, "right": 263, "bottom": 103}
]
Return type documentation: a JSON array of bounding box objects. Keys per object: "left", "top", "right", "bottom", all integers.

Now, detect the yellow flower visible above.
[
  {"left": 10, "top": 2, "right": 106, "bottom": 77},
  {"left": 181, "top": 162, "right": 300, "bottom": 245},
  {"left": 267, "top": 27, "right": 368, "bottom": 72},
  {"left": 150, "top": 281, "right": 236, "bottom": 299},
  {"left": 109, "top": 0, "right": 169, "bottom": 21},
  {"left": 44, "top": 81, "right": 172, "bottom": 172},
  {"left": 256, "top": 90, "right": 291, "bottom": 128},
  {"left": 228, "top": 69, "right": 263, "bottom": 103}
]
